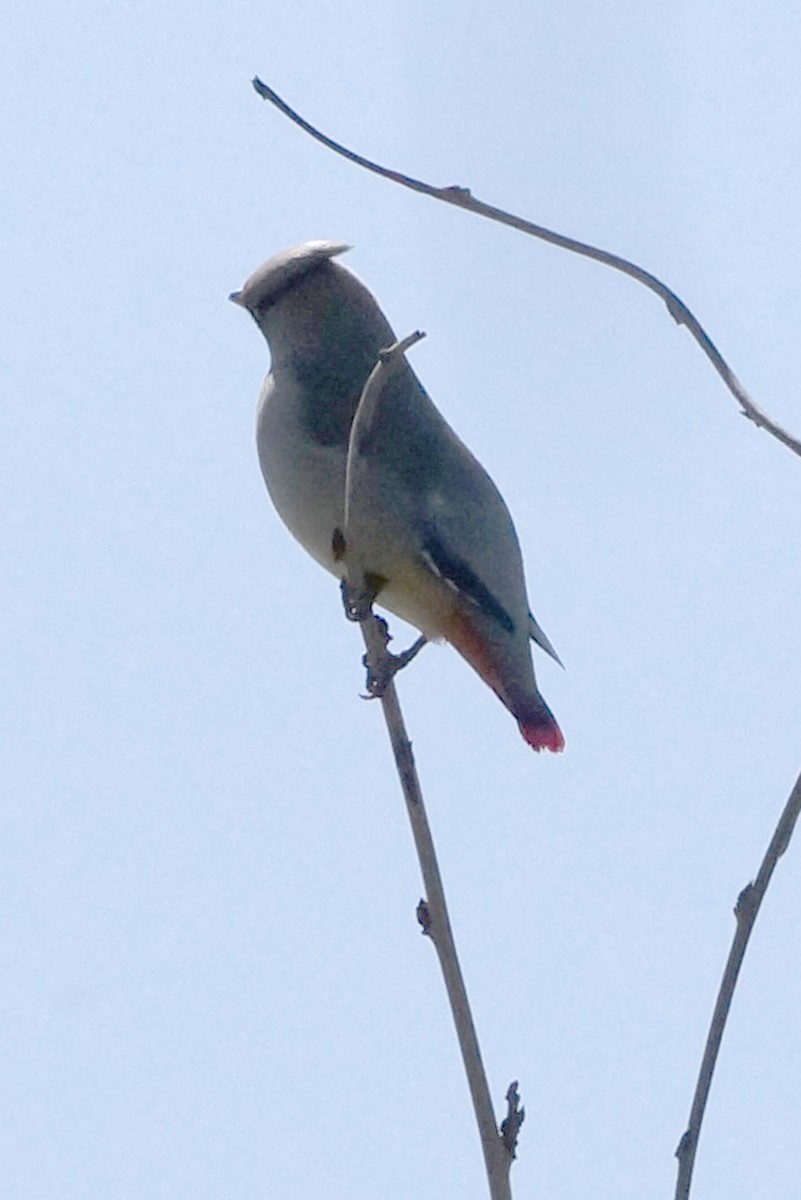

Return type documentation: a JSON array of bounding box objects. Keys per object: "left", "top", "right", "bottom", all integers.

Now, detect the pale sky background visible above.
[{"left": 3, "top": 3, "right": 801, "bottom": 1198}]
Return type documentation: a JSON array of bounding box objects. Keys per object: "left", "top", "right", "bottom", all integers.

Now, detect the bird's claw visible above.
[{"left": 361, "top": 634, "right": 428, "bottom": 698}]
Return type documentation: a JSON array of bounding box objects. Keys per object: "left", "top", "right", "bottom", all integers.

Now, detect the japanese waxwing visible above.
[{"left": 230, "top": 241, "right": 564, "bottom": 752}]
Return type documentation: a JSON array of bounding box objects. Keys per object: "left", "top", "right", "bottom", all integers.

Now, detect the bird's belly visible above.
[{"left": 374, "top": 560, "right": 457, "bottom": 642}]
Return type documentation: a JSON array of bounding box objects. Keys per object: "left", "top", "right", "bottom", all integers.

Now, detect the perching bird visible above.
[{"left": 230, "top": 241, "right": 564, "bottom": 752}]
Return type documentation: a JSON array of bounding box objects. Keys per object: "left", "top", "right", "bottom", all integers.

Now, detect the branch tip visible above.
[
  {"left": 674, "top": 767, "right": 801, "bottom": 1200},
  {"left": 500, "top": 1080, "right": 525, "bottom": 1159},
  {"left": 252, "top": 77, "right": 801, "bottom": 460}
]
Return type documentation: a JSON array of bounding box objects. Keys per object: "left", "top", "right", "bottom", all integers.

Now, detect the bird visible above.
[{"left": 230, "top": 241, "right": 564, "bottom": 752}]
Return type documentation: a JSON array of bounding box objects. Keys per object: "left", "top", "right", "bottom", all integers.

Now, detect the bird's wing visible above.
[
  {"left": 420, "top": 526, "right": 515, "bottom": 633},
  {"left": 527, "top": 612, "right": 563, "bottom": 667},
  {"left": 420, "top": 521, "right": 562, "bottom": 664},
  {"left": 350, "top": 359, "right": 560, "bottom": 659},
  {"left": 414, "top": 422, "right": 562, "bottom": 663}
]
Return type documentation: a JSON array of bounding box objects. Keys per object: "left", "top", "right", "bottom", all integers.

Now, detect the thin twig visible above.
[
  {"left": 360, "top": 613, "right": 514, "bottom": 1200},
  {"left": 674, "top": 766, "right": 801, "bottom": 1200},
  {"left": 343, "top": 329, "right": 426, "bottom": 563},
  {"left": 251, "top": 76, "right": 801, "bottom": 460},
  {"left": 344, "top": 334, "right": 516, "bottom": 1198}
]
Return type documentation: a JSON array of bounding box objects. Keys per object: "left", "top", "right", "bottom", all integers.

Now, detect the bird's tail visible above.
[
  {"left": 444, "top": 609, "right": 565, "bottom": 753},
  {"left": 514, "top": 695, "right": 565, "bottom": 754}
]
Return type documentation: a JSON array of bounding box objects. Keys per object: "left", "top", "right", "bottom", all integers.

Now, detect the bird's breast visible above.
[{"left": 256, "top": 375, "right": 348, "bottom": 575}]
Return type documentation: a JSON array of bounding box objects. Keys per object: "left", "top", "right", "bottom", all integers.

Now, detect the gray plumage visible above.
[{"left": 231, "top": 241, "right": 564, "bottom": 751}]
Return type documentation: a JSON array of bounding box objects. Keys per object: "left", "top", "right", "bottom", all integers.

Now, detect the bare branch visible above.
[
  {"left": 343, "top": 329, "right": 427, "bottom": 574},
  {"left": 674, "top": 766, "right": 801, "bottom": 1200},
  {"left": 252, "top": 77, "right": 801, "bottom": 460},
  {"left": 359, "top": 612, "right": 516, "bottom": 1200},
  {"left": 341, "top": 334, "right": 516, "bottom": 1197}
]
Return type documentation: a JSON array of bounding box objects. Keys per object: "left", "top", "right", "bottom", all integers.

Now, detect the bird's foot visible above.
[
  {"left": 340, "top": 576, "right": 382, "bottom": 623},
  {"left": 362, "top": 625, "right": 428, "bottom": 699}
]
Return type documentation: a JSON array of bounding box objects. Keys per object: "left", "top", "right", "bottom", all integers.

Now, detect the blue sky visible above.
[{"left": 4, "top": 3, "right": 801, "bottom": 1197}]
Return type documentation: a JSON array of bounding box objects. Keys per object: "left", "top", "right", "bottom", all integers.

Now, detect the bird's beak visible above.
[{"left": 228, "top": 290, "right": 244, "bottom": 306}]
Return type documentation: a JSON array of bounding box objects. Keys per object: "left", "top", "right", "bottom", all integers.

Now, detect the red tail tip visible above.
[{"left": 519, "top": 715, "right": 565, "bottom": 754}]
